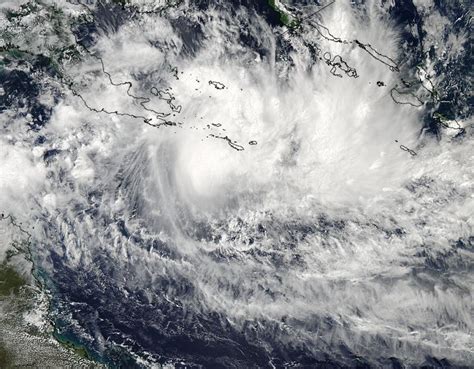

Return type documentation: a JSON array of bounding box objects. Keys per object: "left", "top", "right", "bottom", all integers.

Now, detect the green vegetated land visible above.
[
  {"left": 0, "top": 264, "right": 26, "bottom": 368},
  {"left": 0, "top": 341, "right": 13, "bottom": 368},
  {"left": 0, "top": 264, "right": 26, "bottom": 297},
  {"left": 0, "top": 261, "right": 104, "bottom": 367},
  {"left": 267, "top": 0, "right": 300, "bottom": 28}
]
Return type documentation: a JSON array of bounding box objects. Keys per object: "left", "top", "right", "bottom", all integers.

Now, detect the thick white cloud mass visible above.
[{"left": 0, "top": 0, "right": 472, "bottom": 367}]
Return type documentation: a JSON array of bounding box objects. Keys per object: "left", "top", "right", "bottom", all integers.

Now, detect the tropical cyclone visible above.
[{"left": 0, "top": 0, "right": 472, "bottom": 368}]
